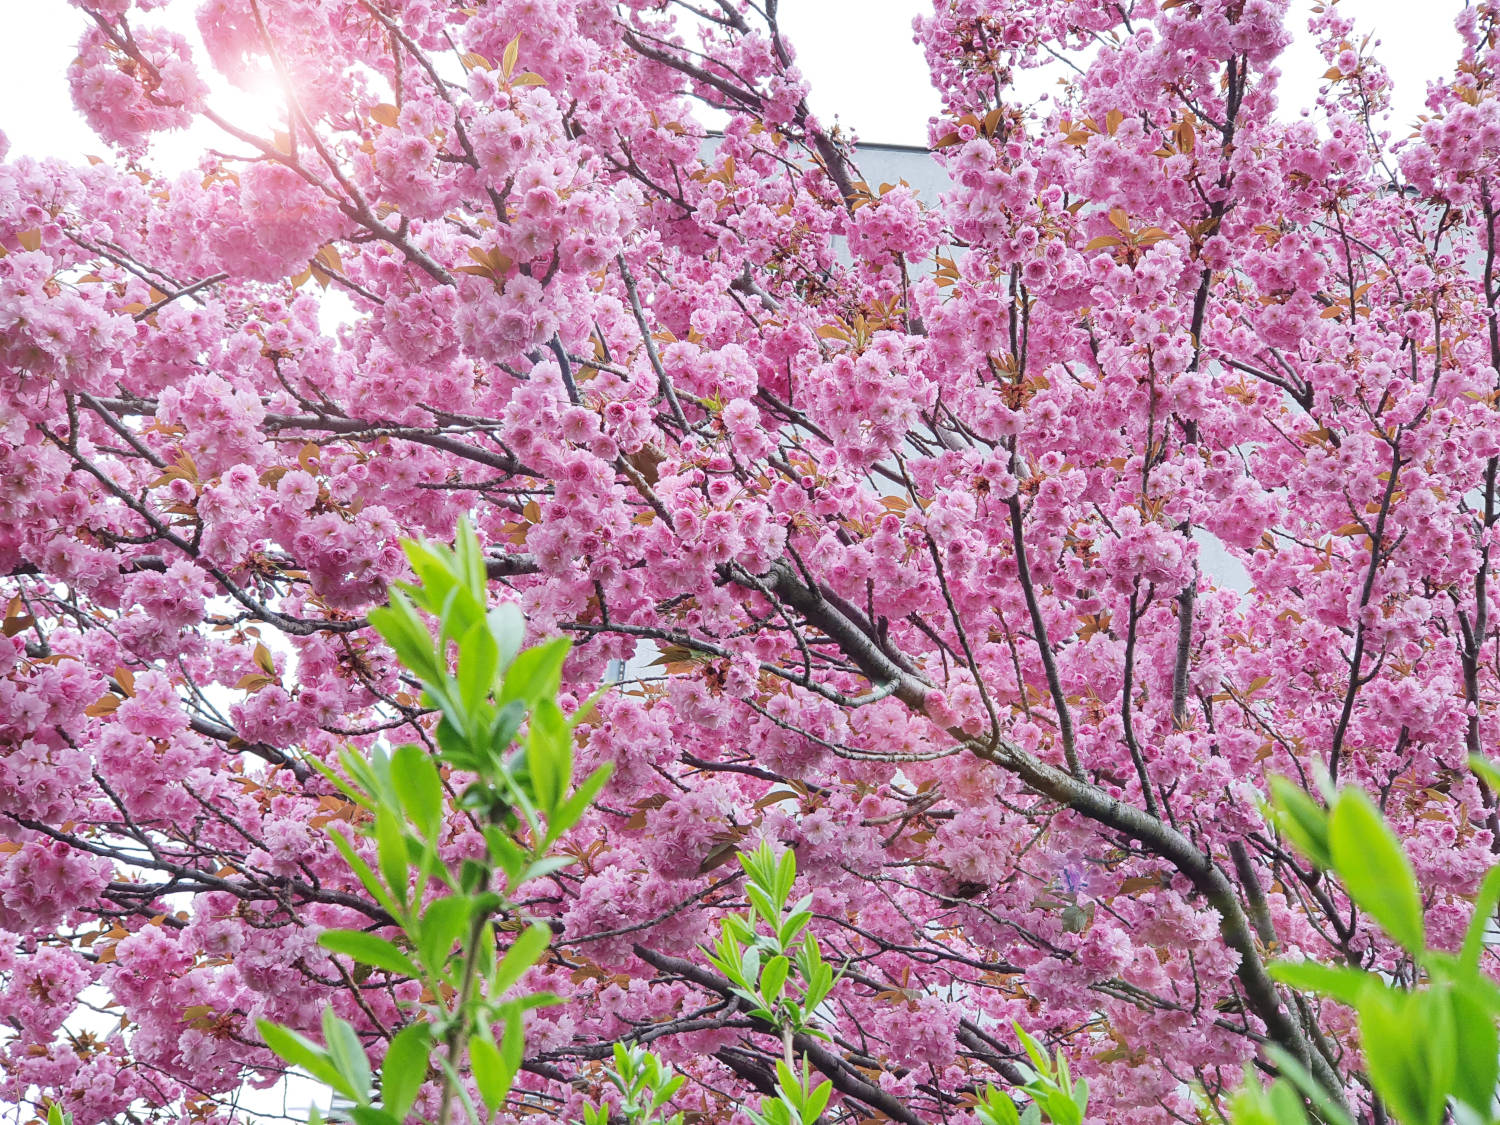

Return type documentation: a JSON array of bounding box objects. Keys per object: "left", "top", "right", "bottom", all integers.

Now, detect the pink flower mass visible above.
[{"left": 2, "top": 0, "right": 1500, "bottom": 1122}]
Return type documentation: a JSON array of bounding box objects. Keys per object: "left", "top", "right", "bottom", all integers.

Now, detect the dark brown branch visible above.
[{"left": 632, "top": 945, "right": 934, "bottom": 1125}]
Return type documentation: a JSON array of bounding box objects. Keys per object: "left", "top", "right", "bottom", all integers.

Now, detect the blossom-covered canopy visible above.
[{"left": 3, "top": 0, "right": 1500, "bottom": 1122}]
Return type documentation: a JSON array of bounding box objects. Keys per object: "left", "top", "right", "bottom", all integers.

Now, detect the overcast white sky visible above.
[{"left": 1, "top": 0, "right": 1468, "bottom": 164}]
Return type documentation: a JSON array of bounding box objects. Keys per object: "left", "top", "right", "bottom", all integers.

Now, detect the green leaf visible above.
[
  {"left": 458, "top": 858, "right": 488, "bottom": 895},
  {"left": 318, "top": 930, "right": 420, "bottom": 979},
  {"left": 1447, "top": 983, "right": 1498, "bottom": 1114},
  {"left": 481, "top": 926, "right": 505, "bottom": 993},
  {"left": 498, "top": 636, "right": 571, "bottom": 709},
  {"left": 401, "top": 538, "right": 458, "bottom": 610},
  {"left": 469, "top": 1030, "right": 512, "bottom": 1113},
  {"left": 348, "top": 1107, "right": 399, "bottom": 1125},
  {"left": 487, "top": 603, "right": 525, "bottom": 674},
  {"left": 1043, "top": 1088, "right": 1082, "bottom": 1125},
  {"left": 484, "top": 825, "right": 528, "bottom": 886},
  {"left": 368, "top": 592, "right": 437, "bottom": 681},
  {"left": 257, "top": 1019, "right": 354, "bottom": 1098},
  {"left": 366, "top": 745, "right": 400, "bottom": 808},
  {"left": 1225, "top": 1069, "right": 1279, "bottom": 1125},
  {"left": 746, "top": 884, "right": 780, "bottom": 930},
  {"left": 518, "top": 854, "right": 575, "bottom": 885},
  {"left": 1267, "top": 776, "right": 1332, "bottom": 870},
  {"left": 322, "top": 1008, "right": 373, "bottom": 1104},
  {"left": 415, "top": 895, "right": 471, "bottom": 979},
  {"left": 1328, "top": 788, "right": 1424, "bottom": 955},
  {"left": 1267, "top": 959, "right": 1372, "bottom": 1006},
  {"left": 654, "top": 1073, "right": 687, "bottom": 1109},
  {"left": 759, "top": 955, "right": 790, "bottom": 1007},
  {"left": 723, "top": 913, "right": 754, "bottom": 945},
  {"left": 705, "top": 926, "right": 746, "bottom": 986},
  {"left": 546, "top": 762, "right": 614, "bottom": 846},
  {"left": 435, "top": 714, "right": 478, "bottom": 773},
  {"left": 379, "top": 1022, "right": 431, "bottom": 1120},
  {"left": 458, "top": 617, "right": 500, "bottom": 717},
  {"left": 390, "top": 743, "right": 445, "bottom": 841},
  {"left": 610, "top": 1039, "right": 633, "bottom": 1078},
  {"left": 493, "top": 922, "right": 552, "bottom": 996},
  {"left": 438, "top": 585, "right": 473, "bottom": 652},
  {"left": 500, "top": 1006, "right": 524, "bottom": 1081},
  {"left": 307, "top": 751, "right": 377, "bottom": 811},
  {"left": 778, "top": 909, "right": 813, "bottom": 949},
  {"left": 489, "top": 700, "right": 528, "bottom": 755},
  {"left": 526, "top": 698, "right": 572, "bottom": 815},
  {"left": 1469, "top": 753, "right": 1500, "bottom": 793},
  {"left": 801, "top": 959, "right": 834, "bottom": 1011},
  {"left": 803, "top": 1079, "right": 833, "bottom": 1123},
  {"left": 773, "top": 1058, "right": 800, "bottom": 1106},
  {"left": 328, "top": 828, "right": 402, "bottom": 919},
  {"left": 421, "top": 675, "right": 465, "bottom": 738},
  {"left": 1260, "top": 1048, "right": 1351, "bottom": 1125},
  {"left": 340, "top": 744, "right": 388, "bottom": 806},
  {"left": 1360, "top": 988, "right": 1446, "bottom": 1125},
  {"left": 1266, "top": 1081, "right": 1310, "bottom": 1125},
  {"left": 776, "top": 848, "right": 797, "bottom": 905},
  {"left": 516, "top": 989, "right": 564, "bottom": 1012},
  {"left": 1418, "top": 990, "right": 1458, "bottom": 1124},
  {"left": 1013, "top": 1023, "right": 1051, "bottom": 1075},
  {"left": 740, "top": 946, "right": 762, "bottom": 993},
  {"left": 454, "top": 517, "right": 487, "bottom": 600},
  {"left": 740, "top": 843, "right": 777, "bottom": 889},
  {"left": 1460, "top": 863, "right": 1500, "bottom": 972},
  {"left": 976, "top": 1087, "right": 1021, "bottom": 1125},
  {"left": 374, "top": 808, "right": 410, "bottom": 909}
]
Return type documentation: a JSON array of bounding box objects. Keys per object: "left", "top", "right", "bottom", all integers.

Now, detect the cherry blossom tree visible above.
[{"left": 4, "top": 0, "right": 1500, "bottom": 1121}]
